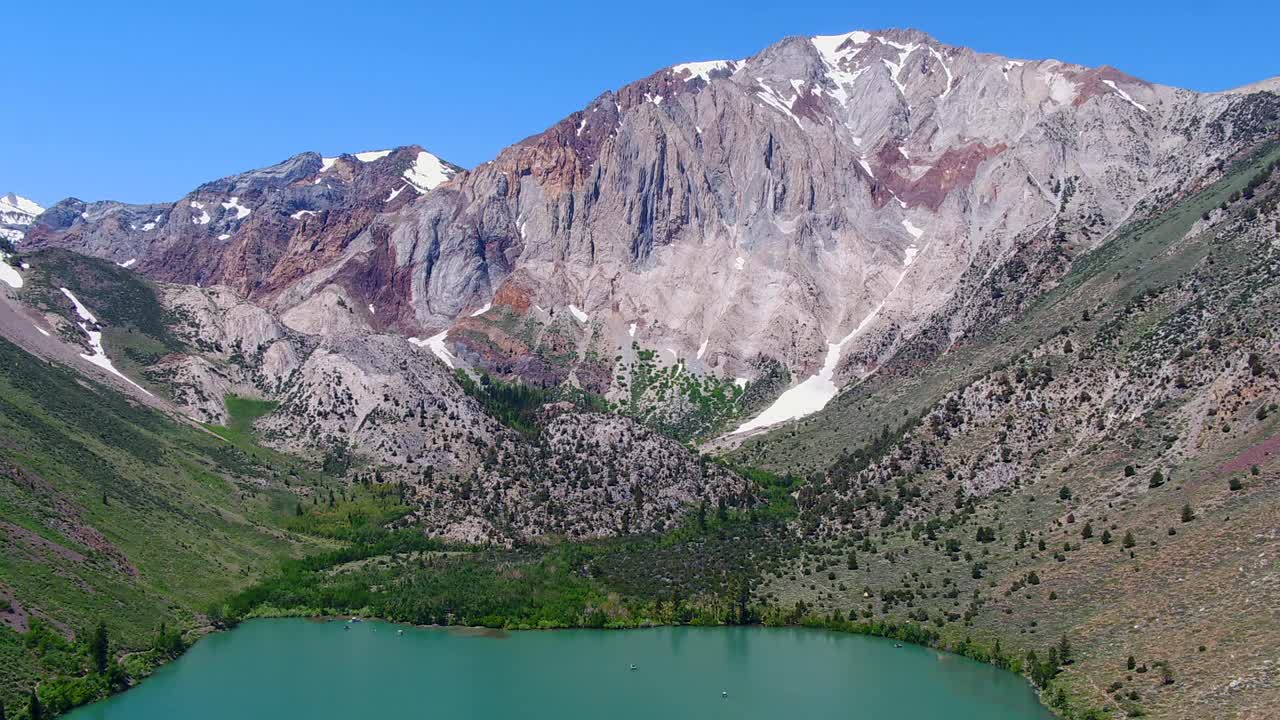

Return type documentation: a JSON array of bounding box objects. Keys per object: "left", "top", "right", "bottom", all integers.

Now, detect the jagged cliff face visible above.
[
  {"left": 22, "top": 29, "right": 1280, "bottom": 437},
  {"left": 363, "top": 29, "right": 1273, "bottom": 433}
]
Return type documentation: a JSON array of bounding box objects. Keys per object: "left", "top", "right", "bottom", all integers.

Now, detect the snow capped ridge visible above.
[
  {"left": 2, "top": 193, "right": 45, "bottom": 221},
  {"left": 403, "top": 151, "right": 457, "bottom": 193},
  {"left": 353, "top": 149, "right": 392, "bottom": 162},
  {"left": 672, "top": 60, "right": 739, "bottom": 84},
  {"left": 1, "top": 193, "right": 44, "bottom": 239},
  {"left": 810, "top": 30, "right": 871, "bottom": 62}
]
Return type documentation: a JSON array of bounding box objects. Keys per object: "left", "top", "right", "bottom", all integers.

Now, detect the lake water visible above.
[{"left": 67, "top": 619, "right": 1055, "bottom": 719}]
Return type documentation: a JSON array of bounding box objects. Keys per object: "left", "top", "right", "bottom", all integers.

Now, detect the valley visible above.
[{"left": 1, "top": 24, "right": 1278, "bottom": 720}]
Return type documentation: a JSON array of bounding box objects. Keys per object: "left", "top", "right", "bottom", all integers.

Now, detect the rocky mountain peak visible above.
[{"left": 0, "top": 191, "right": 44, "bottom": 242}]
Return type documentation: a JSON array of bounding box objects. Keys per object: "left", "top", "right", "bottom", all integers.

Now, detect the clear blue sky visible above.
[{"left": 4, "top": 0, "right": 1277, "bottom": 206}]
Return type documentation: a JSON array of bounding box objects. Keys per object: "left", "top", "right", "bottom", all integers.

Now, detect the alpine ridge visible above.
[{"left": 23, "top": 29, "right": 1279, "bottom": 440}]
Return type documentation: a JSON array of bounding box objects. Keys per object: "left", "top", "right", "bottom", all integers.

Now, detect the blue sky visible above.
[{"left": 4, "top": 0, "right": 1277, "bottom": 206}]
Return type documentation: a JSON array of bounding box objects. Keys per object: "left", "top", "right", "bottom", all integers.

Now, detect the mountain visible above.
[
  {"left": 3, "top": 26, "right": 1280, "bottom": 720},
  {"left": 0, "top": 192, "right": 44, "bottom": 242},
  {"left": 23, "top": 147, "right": 459, "bottom": 296},
  {"left": 25, "top": 30, "right": 1280, "bottom": 441}
]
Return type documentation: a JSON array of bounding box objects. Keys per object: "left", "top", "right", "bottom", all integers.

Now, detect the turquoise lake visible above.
[{"left": 66, "top": 619, "right": 1055, "bottom": 719}]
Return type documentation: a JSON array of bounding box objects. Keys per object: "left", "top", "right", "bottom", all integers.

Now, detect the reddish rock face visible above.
[
  {"left": 493, "top": 280, "right": 534, "bottom": 314},
  {"left": 24, "top": 146, "right": 461, "bottom": 303},
  {"left": 1070, "top": 65, "right": 1152, "bottom": 108},
  {"left": 879, "top": 143, "right": 1009, "bottom": 211}
]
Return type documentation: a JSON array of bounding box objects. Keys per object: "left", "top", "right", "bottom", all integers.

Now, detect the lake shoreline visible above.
[{"left": 60, "top": 613, "right": 1063, "bottom": 719}]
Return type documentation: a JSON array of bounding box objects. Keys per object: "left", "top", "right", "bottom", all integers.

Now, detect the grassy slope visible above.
[
  {"left": 739, "top": 145, "right": 1280, "bottom": 718},
  {"left": 0, "top": 337, "right": 331, "bottom": 712},
  {"left": 17, "top": 248, "right": 185, "bottom": 387}
]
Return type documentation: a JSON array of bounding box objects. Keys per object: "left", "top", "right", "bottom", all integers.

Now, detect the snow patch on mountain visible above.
[
  {"left": 59, "top": 288, "right": 152, "bottom": 395},
  {"left": 409, "top": 331, "right": 456, "bottom": 369},
  {"left": 754, "top": 80, "right": 803, "bottom": 128},
  {"left": 732, "top": 303, "right": 885, "bottom": 434},
  {"left": 878, "top": 37, "right": 920, "bottom": 96},
  {"left": 220, "top": 197, "right": 251, "bottom": 219},
  {"left": 354, "top": 149, "right": 392, "bottom": 162},
  {"left": 567, "top": 304, "right": 589, "bottom": 323},
  {"left": 403, "top": 151, "right": 455, "bottom": 193},
  {"left": 734, "top": 206, "right": 935, "bottom": 434},
  {"left": 190, "top": 202, "right": 210, "bottom": 225},
  {"left": 0, "top": 252, "right": 23, "bottom": 288},
  {"left": 928, "top": 47, "right": 954, "bottom": 99},
  {"left": 1102, "top": 80, "right": 1149, "bottom": 113},
  {"left": 810, "top": 31, "right": 870, "bottom": 66},
  {"left": 673, "top": 60, "right": 737, "bottom": 84}
]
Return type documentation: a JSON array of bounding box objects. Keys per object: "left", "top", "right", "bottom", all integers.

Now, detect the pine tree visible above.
[
  {"left": 27, "top": 690, "right": 41, "bottom": 720},
  {"left": 91, "top": 621, "right": 110, "bottom": 674},
  {"left": 1149, "top": 470, "right": 1165, "bottom": 488},
  {"left": 1122, "top": 531, "right": 1136, "bottom": 549},
  {"left": 1127, "top": 655, "right": 1136, "bottom": 670},
  {"left": 1102, "top": 529, "right": 1113, "bottom": 544},
  {"left": 1181, "top": 504, "right": 1195, "bottom": 522},
  {"left": 1058, "top": 634, "right": 1072, "bottom": 664},
  {"left": 1081, "top": 521, "right": 1093, "bottom": 539}
]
